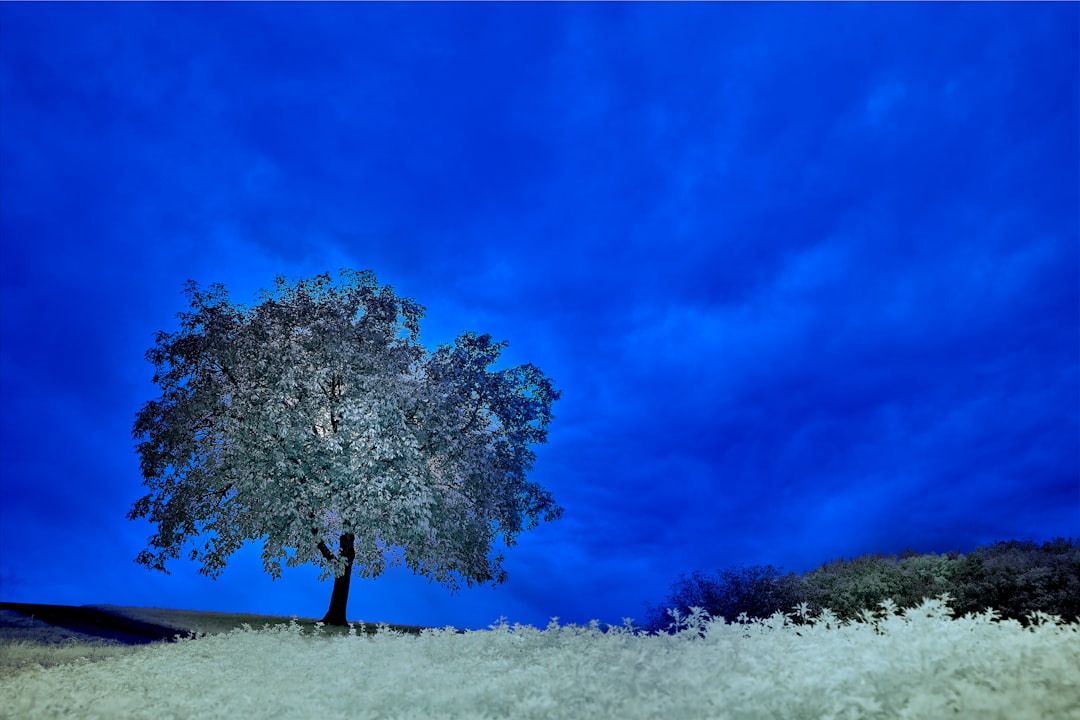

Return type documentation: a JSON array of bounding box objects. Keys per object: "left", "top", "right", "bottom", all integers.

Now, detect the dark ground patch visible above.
[{"left": 0, "top": 602, "right": 193, "bottom": 645}]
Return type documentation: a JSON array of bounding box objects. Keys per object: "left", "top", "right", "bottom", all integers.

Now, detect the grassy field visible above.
[
  {"left": 86, "top": 604, "right": 436, "bottom": 637},
  {"left": 2, "top": 598, "right": 1079, "bottom": 719},
  {"left": 0, "top": 604, "right": 437, "bottom": 675}
]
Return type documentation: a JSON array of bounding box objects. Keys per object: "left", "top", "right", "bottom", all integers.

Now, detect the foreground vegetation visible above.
[
  {"left": 0, "top": 607, "right": 431, "bottom": 674},
  {"left": 3, "top": 539, "right": 1076, "bottom": 717},
  {"left": 0, "top": 640, "right": 137, "bottom": 676},
  {"left": 2, "top": 597, "right": 1078, "bottom": 719}
]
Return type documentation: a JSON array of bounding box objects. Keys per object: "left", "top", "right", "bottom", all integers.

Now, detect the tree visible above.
[{"left": 129, "top": 270, "right": 562, "bottom": 625}]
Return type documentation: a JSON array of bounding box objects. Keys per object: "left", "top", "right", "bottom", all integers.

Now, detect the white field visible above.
[{"left": 1, "top": 599, "right": 1078, "bottom": 720}]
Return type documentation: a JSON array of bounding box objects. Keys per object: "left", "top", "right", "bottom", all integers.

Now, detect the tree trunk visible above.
[{"left": 321, "top": 533, "right": 355, "bottom": 626}]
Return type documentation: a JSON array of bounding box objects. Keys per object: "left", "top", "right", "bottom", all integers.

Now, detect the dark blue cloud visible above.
[{"left": 1, "top": 2, "right": 1076, "bottom": 629}]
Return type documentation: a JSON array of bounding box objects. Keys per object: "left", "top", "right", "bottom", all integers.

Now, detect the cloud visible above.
[
  {"left": 1, "top": 2, "right": 1075, "bottom": 629},
  {"left": 864, "top": 82, "right": 909, "bottom": 126}
]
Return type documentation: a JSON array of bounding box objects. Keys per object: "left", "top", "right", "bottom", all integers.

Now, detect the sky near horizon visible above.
[{"left": 1, "top": 3, "right": 1077, "bottom": 630}]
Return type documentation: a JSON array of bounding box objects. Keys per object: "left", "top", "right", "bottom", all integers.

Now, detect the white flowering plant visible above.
[{"left": 2, "top": 597, "right": 1077, "bottom": 719}]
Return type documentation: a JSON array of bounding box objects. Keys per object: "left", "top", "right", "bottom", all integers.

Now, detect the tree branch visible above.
[
  {"left": 317, "top": 540, "right": 336, "bottom": 562},
  {"left": 214, "top": 361, "right": 240, "bottom": 387},
  {"left": 460, "top": 394, "right": 484, "bottom": 435}
]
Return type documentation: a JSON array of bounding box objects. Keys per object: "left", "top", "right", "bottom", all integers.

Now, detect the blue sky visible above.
[{"left": 1, "top": 3, "right": 1077, "bottom": 630}]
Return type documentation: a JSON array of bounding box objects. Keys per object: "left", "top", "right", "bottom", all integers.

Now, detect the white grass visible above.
[
  {"left": 0, "top": 638, "right": 143, "bottom": 674},
  {"left": 1, "top": 599, "right": 1078, "bottom": 720}
]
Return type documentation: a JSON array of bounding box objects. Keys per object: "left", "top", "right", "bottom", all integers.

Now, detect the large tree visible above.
[{"left": 129, "top": 270, "right": 562, "bottom": 625}]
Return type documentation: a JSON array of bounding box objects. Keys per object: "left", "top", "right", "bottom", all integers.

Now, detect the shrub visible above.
[
  {"left": 646, "top": 538, "right": 1079, "bottom": 633},
  {"left": 895, "top": 551, "right": 961, "bottom": 608},
  {"left": 948, "top": 538, "right": 1079, "bottom": 623},
  {"left": 644, "top": 564, "right": 807, "bottom": 632},
  {"left": 801, "top": 554, "right": 909, "bottom": 622}
]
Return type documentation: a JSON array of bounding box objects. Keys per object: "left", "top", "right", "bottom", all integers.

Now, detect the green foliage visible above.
[
  {"left": 895, "top": 551, "right": 960, "bottom": 606},
  {"left": 644, "top": 564, "right": 808, "bottom": 632},
  {"left": 802, "top": 554, "right": 909, "bottom": 621},
  {"left": 947, "top": 538, "right": 1080, "bottom": 623},
  {"left": 648, "top": 538, "right": 1078, "bottom": 632}
]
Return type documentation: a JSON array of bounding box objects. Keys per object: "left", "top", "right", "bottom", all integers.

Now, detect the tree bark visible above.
[{"left": 321, "top": 533, "right": 355, "bottom": 626}]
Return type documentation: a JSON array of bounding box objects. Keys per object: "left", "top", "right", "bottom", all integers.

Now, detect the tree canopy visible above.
[{"left": 129, "top": 270, "right": 562, "bottom": 621}]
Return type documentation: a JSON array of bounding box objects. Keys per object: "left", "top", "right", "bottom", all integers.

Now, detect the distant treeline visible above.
[{"left": 645, "top": 538, "right": 1079, "bottom": 633}]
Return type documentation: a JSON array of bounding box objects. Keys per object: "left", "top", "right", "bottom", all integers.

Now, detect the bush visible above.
[
  {"left": 895, "top": 551, "right": 961, "bottom": 608},
  {"left": 645, "top": 538, "right": 1079, "bottom": 632},
  {"left": 801, "top": 554, "right": 911, "bottom": 621},
  {"left": 644, "top": 564, "right": 807, "bottom": 632},
  {"left": 948, "top": 538, "right": 1079, "bottom": 623}
]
